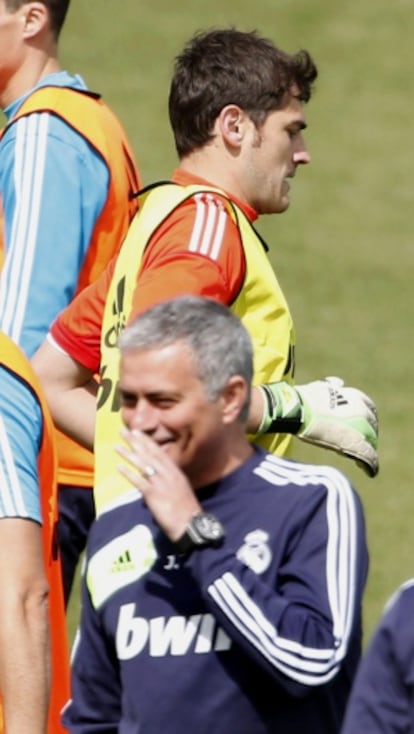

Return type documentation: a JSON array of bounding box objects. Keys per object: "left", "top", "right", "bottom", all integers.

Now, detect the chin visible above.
[
  {"left": 275, "top": 197, "right": 290, "bottom": 213},
  {"left": 258, "top": 194, "right": 290, "bottom": 215}
]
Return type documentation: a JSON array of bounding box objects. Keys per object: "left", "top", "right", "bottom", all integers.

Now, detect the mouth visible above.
[{"left": 154, "top": 437, "right": 176, "bottom": 450}]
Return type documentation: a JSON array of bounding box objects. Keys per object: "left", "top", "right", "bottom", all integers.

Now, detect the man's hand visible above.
[
  {"left": 116, "top": 428, "right": 202, "bottom": 540},
  {"left": 258, "top": 377, "right": 379, "bottom": 477}
]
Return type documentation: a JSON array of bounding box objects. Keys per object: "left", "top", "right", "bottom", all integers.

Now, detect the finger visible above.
[
  {"left": 355, "top": 455, "right": 379, "bottom": 478},
  {"left": 116, "top": 441, "right": 147, "bottom": 471},
  {"left": 346, "top": 388, "right": 378, "bottom": 417},
  {"left": 343, "top": 446, "right": 379, "bottom": 478},
  {"left": 116, "top": 443, "right": 158, "bottom": 486},
  {"left": 118, "top": 430, "right": 160, "bottom": 469},
  {"left": 117, "top": 461, "right": 147, "bottom": 493},
  {"left": 324, "top": 376, "right": 345, "bottom": 388},
  {"left": 359, "top": 410, "right": 378, "bottom": 432},
  {"left": 121, "top": 428, "right": 170, "bottom": 467}
]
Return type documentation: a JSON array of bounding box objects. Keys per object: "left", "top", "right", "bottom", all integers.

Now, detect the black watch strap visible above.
[{"left": 175, "top": 512, "right": 225, "bottom": 554}]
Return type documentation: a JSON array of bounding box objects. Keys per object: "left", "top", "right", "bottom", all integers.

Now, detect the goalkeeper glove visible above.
[{"left": 258, "top": 376, "right": 379, "bottom": 477}]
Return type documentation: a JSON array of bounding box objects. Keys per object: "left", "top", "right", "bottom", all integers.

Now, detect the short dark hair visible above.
[
  {"left": 168, "top": 28, "right": 318, "bottom": 158},
  {"left": 5, "top": 0, "right": 70, "bottom": 38}
]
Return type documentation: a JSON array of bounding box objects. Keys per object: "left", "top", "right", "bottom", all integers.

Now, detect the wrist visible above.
[
  {"left": 175, "top": 512, "right": 225, "bottom": 555},
  {"left": 257, "top": 382, "right": 303, "bottom": 435},
  {"left": 166, "top": 504, "right": 202, "bottom": 542}
]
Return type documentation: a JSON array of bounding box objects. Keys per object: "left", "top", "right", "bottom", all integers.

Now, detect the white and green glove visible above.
[{"left": 258, "top": 376, "right": 379, "bottom": 477}]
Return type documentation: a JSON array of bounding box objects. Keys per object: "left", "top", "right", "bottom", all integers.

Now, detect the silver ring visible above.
[{"left": 142, "top": 465, "right": 156, "bottom": 479}]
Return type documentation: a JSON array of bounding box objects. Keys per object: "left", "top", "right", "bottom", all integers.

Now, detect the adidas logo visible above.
[{"left": 111, "top": 549, "right": 136, "bottom": 573}]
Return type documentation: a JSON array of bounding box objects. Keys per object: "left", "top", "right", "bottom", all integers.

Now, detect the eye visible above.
[
  {"left": 154, "top": 397, "right": 176, "bottom": 409},
  {"left": 119, "top": 392, "right": 137, "bottom": 408}
]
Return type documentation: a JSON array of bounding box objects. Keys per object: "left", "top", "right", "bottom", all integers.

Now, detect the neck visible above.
[
  {"left": 189, "top": 434, "right": 254, "bottom": 490},
  {"left": 179, "top": 146, "right": 247, "bottom": 204},
  {"left": 1, "top": 52, "right": 61, "bottom": 109}
]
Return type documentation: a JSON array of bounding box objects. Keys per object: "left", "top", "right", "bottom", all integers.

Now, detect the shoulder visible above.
[
  {"left": 0, "top": 364, "right": 41, "bottom": 424},
  {"left": 0, "top": 366, "right": 42, "bottom": 522},
  {"left": 89, "top": 490, "right": 146, "bottom": 549},
  {"left": 253, "top": 451, "right": 355, "bottom": 495},
  {"left": 245, "top": 451, "right": 364, "bottom": 528},
  {"left": 358, "top": 579, "right": 414, "bottom": 687},
  {"left": 227, "top": 450, "right": 360, "bottom": 521},
  {"left": 2, "top": 87, "right": 107, "bottom": 161},
  {"left": 140, "top": 182, "right": 241, "bottom": 233},
  {"left": 381, "top": 578, "right": 414, "bottom": 629},
  {"left": 0, "top": 366, "right": 42, "bottom": 459}
]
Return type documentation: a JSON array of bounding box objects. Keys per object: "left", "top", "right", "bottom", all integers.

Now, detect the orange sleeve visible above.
[
  {"left": 50, "top": 257, "right": 117, "bottom": 371},
  {"left": 130, "top": 192, "right": 246, "bottom": 321}
]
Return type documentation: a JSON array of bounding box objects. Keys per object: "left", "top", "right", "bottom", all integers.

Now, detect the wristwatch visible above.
[{"left": 175, "top": 512, "right": 225, "bottom": 555}]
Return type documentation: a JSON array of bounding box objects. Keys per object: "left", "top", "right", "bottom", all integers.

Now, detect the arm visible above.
[
  {"left": 130, "top": 199, "right": 379, "bottom": 476},
  {"left": 0, "top": 519, "right": 50, "bottom": 734},
  {"left": 0, "top": 368, "right": 51, "bottom": 733},
  {"left": 129, "top": 191, "right": 246, "bottom": 317},
  {"left": 0, "top": 113, "right": 108, "bottom": 356},
  {"left": 31, "top": 336, "right": 98, "bottom": 451},
  {"left": 31, "top": 261, "right": 112, "bottom": 450},
  {"left": 117, "top": 430, "right": 368, "bottom": 695},
  {"left": 32, "top": 193, "right": 244, "bottom": 451}
]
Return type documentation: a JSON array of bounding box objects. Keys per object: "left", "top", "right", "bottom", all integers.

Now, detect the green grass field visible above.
[{"left": 60, "top": 0, "right": 414, "bottom": 645}]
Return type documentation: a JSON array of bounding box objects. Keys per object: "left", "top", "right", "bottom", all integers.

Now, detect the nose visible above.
[
  {"left": 123, "top": 400, "right": 159, "bottom": 435},
  {"left": 293, "top": 134, "right": 311, "bottom": 166}
]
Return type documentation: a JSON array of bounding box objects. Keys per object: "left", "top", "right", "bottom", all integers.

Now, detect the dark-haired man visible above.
[{"left": 33, "top": 28, "right": 378, "bottom": 516}]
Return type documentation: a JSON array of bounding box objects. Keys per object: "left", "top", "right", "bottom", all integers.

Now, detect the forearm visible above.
[
  {"left": 46, "top": 380, "right": 98, "bottom": 451},
  {"left": 0, "top": 585, "right": 50, "bottom": 734},
  {"left": 247, "top": 386, "right": 267, "bottom": 434},
  {"left": 32, "top": 340, "right": 97, "bottom": 451},
  {"left": 189, "top": 545, "right": 342, "bottom": 695}
]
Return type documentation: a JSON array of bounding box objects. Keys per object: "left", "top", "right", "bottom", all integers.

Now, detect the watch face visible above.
[
  {"left": 193, "top": 513, "right": 224, "bottom": 543},
  {"left": 176, "top": 512, "right": 225, "bottom": 554}
]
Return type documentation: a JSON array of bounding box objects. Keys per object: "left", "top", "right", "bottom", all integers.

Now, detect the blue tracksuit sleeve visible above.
[
  {"left": 0, "top": 364, "right": 42, "bottom": 522},
  {"left": 190, "top": 462, "right": 367, "bottom": 696},
  {"left": 0, "top": 111, "right": 108, "bottom": 356}
]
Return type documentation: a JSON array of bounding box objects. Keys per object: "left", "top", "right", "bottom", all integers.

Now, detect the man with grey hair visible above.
[{"left": 63, "top": 296, "right": 368, "bottom": 734}]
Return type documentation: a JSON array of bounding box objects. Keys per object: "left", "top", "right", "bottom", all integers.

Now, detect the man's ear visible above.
[
  {"left": 220, "top": 375, "right": 249, "bottom": 425},
  {"left": 21, "top": 2, "right": 49, "bottom": 39},
  {"left": 217, "top": 105, "right": 248, "bottom": 150}
]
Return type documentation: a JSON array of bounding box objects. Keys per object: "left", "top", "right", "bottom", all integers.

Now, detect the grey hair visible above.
[{"left": 118, "top": 296, "right": 253, "bottom": 421}]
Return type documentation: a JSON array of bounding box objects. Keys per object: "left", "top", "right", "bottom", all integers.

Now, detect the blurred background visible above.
[{"left": 57, "top": 0, "right": 413, "bottom": 642}]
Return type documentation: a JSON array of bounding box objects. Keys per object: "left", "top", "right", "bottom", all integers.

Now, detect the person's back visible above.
[
  {"left": 0, "top": 0, "right": 141, "bottom": 601},
  {"left": 341, "top": 579, "right": 414, "bottom": 734}
]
